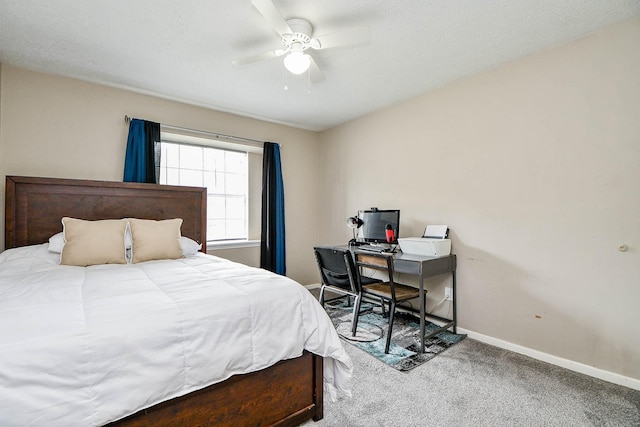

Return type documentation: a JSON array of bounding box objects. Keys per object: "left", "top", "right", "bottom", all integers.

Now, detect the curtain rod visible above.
[{"left": 124, "top": 115, "right": 265, "bottom": 148}]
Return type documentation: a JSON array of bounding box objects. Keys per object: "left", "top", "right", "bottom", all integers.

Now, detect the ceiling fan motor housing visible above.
[{"left": 282, "top": 18, "right": 315, "bottom": 50}]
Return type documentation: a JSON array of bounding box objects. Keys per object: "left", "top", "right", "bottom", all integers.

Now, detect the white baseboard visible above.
[
  {"left": 457, "top": 326, "right": 640, "bottom": 392},
  {"left": 305, "top": 283, "right": 321, "bottom": 290}
]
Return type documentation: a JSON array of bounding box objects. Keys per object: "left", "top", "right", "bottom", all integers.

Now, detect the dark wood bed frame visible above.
[{"left": 4, "top": 175, "right": 323, "bottom": 427}]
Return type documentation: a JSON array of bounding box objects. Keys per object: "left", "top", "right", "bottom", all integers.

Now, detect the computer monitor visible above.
[{"left": 358, "top": 209, "right": 400, "bottom": 244}]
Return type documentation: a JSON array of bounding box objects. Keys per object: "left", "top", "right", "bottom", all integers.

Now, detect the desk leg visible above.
[
  {"left": 419, "top": 275, "right": 425, "bottom": 353},
  {"left": 452, "top": 270, "right": 457, "bottom": 334}
]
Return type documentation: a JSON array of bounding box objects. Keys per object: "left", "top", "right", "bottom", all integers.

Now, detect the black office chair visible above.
[
  {"left": 313, "top": 246, "right": 363, "bottom": 336},
  {"left": 354, "top": 250, "right": 423, "bottom": 354}
]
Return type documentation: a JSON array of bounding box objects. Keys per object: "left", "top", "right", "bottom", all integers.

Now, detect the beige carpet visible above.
[{"left": 306, "top": 289, "right": 640, "bottom": 426}]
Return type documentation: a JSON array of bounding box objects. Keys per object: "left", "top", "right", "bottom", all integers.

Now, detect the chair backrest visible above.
[
  {"left": 313, "top": 246, "right": 360, "bottom": 294},
  {"left": 354, "top": 251, "right": 397, "bottom": 296}
]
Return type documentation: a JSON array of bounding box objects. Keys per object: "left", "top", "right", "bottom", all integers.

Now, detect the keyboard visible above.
[{"left": 358, "top": 244, "right": 391, "bottom": 253}]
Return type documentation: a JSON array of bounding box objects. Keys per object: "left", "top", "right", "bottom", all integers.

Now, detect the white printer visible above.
[{"left": 397, "top": 225, "right": 451, "bottom": 257}]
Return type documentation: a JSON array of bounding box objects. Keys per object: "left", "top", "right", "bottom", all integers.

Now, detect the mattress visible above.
[{"left": 0, "top": 244, "right": 352, "bottom": 426}]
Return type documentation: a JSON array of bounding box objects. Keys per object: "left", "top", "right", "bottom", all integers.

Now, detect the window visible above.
[{"left": 159, "top": 142, "right": 249, "bottom": 242}]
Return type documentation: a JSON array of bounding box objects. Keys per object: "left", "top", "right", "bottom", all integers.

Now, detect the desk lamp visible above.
[{"left": 346, "top": 216, "right": 363, "bottom": 244}]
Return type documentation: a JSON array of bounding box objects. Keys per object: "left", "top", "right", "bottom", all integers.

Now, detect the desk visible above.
[
  {"left": 344, "top": 246, "right": 457, "bottom": 353},
  {"left": 392, "top": 252, "right": 457, "bottom": 353}
]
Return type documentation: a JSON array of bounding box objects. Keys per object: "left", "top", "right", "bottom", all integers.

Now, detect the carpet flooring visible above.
[{"left": 306, "top": 288, "right": 640, "bottom": 426}]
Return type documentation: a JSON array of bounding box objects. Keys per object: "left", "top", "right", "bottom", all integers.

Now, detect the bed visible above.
[{"left": 1, "top": 175, "right": 352, "bottom": 427}]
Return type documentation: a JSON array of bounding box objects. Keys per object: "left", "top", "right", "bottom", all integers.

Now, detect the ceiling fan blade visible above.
[
  {"left": 312, "top": 26, "right": 371, "bottom": 50},
  {"left": 309, "top": 56, "right": 325, "bottom": 83},
  {"left": 232, "top": 49, "right": 286, "bottom": 67},
  {"left": 251, "top": 0, "right": 293, "bottom": 37}
]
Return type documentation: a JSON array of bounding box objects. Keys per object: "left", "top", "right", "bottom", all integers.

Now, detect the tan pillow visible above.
[
  {"left": 129, "top": 218, "right": 183, "bottom": 263},
  {"left": 61, "top": 218, "right": 128, "bottom": 266}
]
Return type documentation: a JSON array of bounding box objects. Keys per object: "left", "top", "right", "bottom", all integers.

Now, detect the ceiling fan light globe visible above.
[{"left": 284, "top": 52, "right": 311, "bottom": 74}]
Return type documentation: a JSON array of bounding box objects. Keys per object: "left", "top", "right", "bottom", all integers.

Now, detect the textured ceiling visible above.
[{"left": 1, "top": 0, "right": 639, "bottom": 131}]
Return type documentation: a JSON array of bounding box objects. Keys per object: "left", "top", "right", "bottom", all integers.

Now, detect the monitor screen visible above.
[{"left": 358, "top": 209, "right": 400, "bottom": 243}]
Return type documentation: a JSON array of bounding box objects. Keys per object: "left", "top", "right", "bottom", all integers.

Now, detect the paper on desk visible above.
[{"left": 423, "top": 225, "right": 448, "bottom": 239}]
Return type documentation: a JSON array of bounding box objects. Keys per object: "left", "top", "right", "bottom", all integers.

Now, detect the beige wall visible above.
[
  {"left": 0, "top": 65, "right": 322, "bottom": 284},
  {"left": 319, "top": 17, "right": 640, "bottom": 382}
]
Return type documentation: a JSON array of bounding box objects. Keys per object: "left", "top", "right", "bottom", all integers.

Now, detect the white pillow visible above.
[
  {"left": 124, "top": 223, "right": 133, "bottom": 249},
  {"left": 180, "top": 236, "right": 202, "bottom": 257},
  {"left": 48, "top": 232, "right": 65, "bottom": 253}
]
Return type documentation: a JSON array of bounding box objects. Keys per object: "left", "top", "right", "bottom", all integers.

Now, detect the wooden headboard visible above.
[{"left": 5, "top": 176, "right": 207, "bottom": 252}]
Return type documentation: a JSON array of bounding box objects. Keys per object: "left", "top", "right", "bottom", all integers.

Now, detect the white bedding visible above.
[{"left": 0, "top": 244, "right": 352, "bottom": 426}]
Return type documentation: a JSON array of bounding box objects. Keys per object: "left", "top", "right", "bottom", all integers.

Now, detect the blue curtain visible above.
[
  {"left": 260, "top": 142, "right": 286, "bottom": 275},
  {"left": 123, "top": 118, "right": 161, "bottom": 183}
]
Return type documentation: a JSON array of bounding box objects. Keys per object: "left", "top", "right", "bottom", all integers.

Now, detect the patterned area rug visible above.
[{"left": 325, "top": 299, "right": 466, "bottom": 371}]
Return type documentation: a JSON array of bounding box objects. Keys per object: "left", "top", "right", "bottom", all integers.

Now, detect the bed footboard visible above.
[{"left": 108, "top": 351, "right": 323, "bottom": 427}]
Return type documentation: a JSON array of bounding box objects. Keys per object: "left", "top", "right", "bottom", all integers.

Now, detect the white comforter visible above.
[{"left": 0, "top": 244, "right": 352, "bottom": 426}]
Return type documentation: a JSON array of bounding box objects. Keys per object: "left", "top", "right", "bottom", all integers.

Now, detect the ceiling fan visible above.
[{"left": 232, "top": 0, "right": 371, "bottom": 83}]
